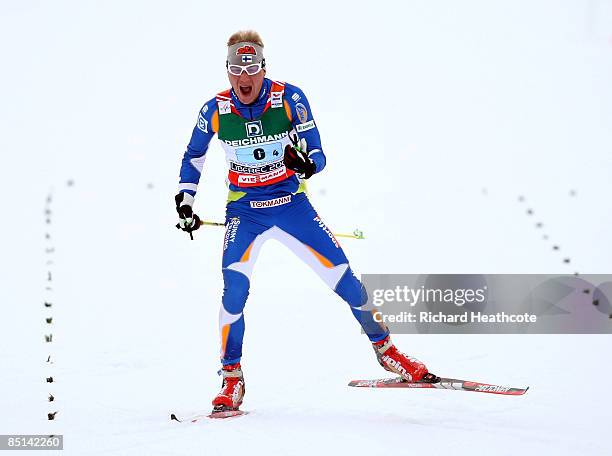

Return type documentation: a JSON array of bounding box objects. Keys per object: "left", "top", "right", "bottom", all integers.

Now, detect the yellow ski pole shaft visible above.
[
  {"left": 199, "top": 220, "right": 365, "bottom": 239},
  {"left": 199, "top": 220, "right": 225, "bottom": 227},
  {"left": 334, "top": 230, "right": 365, "bottom": 240}
]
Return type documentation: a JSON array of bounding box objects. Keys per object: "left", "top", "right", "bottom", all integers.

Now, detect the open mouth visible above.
[{"left": 239, "top": 85, "right": 253, "bottom": 97}]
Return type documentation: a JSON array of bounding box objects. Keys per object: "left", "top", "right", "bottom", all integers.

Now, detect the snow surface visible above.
[{"left": 1, "top": 0, "right": 612, "bottom": 454}]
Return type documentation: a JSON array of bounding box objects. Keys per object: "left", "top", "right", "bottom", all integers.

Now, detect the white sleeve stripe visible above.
[
  {"left": 309, "top": 149, "right": 322, "bottom": 156},
  {"left": 178, "top": 183, "right": 198, "bottom": 192},
  {"left": 180, "top": 192, "right": 195, "bottom": 207},
  {"left": 190, "top": 154, "right": 207, "bottom": 173}
]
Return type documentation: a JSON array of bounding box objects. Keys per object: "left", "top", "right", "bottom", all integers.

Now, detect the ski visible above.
[
  {"left": 348, "top": 377, "right": 529, "bottom": 396},
  {"left": 170, "top": 410, "right": 249, "bottom": 422}
]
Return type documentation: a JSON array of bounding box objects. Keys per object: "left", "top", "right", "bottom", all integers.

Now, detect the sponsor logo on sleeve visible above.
[
  {"left": 291, "top": 93, "right": 301, "bottom": 102},
  {"left": 295, "top": 103, "right": 308, "bottom": 123},
  {"left": 295, "top": 120, "right": 315, "bottom": 133},
  {"left": 197, "top": 114, "right": 209, "bottom": 133},
  {"left": 245, "top": 120, "right": 263, "bottom": 137},
  {"left": 202, "top": 104, "right": 208, "bottom": 114}
]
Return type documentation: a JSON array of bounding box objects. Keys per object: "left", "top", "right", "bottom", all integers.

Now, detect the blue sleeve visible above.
[
  {"left": 284, "top": 83, "right": 326, "bottom": 174},
  {"left": 178, "top": 98, "right": 217, "bottom": 197}
]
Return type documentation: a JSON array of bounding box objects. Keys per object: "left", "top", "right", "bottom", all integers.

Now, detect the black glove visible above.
[
  {"left": 283, "top": 135, "right": 316, "bottom": 179},
  {"left": 175, "top": 192, "right": 201, "bottom": 240}
]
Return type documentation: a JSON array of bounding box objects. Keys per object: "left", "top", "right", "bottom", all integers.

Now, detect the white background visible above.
[{"left": 1, "top": 0, "right": 611, "bottom": 454}]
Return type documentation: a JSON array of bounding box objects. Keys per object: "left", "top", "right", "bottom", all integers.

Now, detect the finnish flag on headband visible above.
[{"left": 241, "top": 55, "right": 253, "bottom": 63}]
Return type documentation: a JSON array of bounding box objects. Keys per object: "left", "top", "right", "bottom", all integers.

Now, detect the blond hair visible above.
[{"left": 227, "top": 30, "right": 264, "bottom": 47}]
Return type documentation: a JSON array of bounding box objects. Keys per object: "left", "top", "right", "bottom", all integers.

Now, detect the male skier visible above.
[{"left": 176, "top": 30, "right": 437, "bottom": 413}]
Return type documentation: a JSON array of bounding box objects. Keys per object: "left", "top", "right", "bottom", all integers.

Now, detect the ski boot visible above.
[
  {"left": 373, "top": 336, "right": 439, "bottom": 383},
  {"left": 211, "top": 362, "right": 245, "bottom": 413}
]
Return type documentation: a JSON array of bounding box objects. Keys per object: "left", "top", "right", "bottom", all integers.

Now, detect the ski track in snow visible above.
[{"left": 1, "top": 1, "right": 612, "bottom": 455}]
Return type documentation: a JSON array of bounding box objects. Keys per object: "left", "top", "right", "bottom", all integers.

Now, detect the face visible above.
[{"left": 228, "top": 67, "right": 265, "bottom": 105}]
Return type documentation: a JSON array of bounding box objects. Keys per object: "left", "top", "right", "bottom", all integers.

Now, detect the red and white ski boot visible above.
[
  {"left": 373, "top": 336, "right": 439, "bottom": 383},
  {"left": 211, "top": 363, "right": 245, "bottom": 414}
]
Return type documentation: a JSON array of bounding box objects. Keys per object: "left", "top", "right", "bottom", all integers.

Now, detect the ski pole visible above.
[
  {"left": 334, "top": 229, "right": 365, "bottom": 240},
  {"left": 200, "top": 220, "right": 225, "bottom": 227},
  {"left": 198, "top": 219, "right": 365, "bottom": 239}
]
